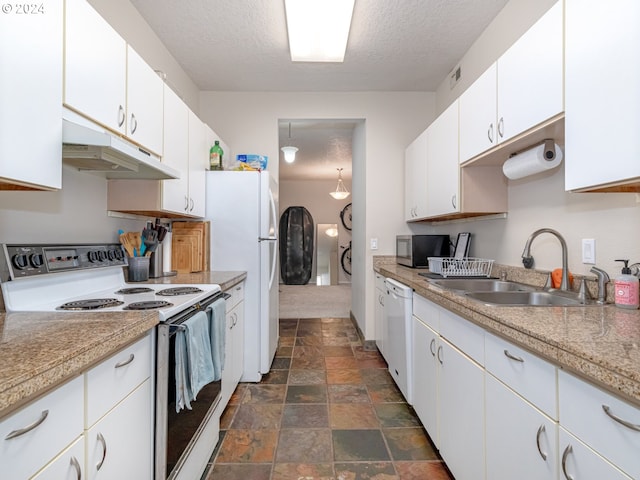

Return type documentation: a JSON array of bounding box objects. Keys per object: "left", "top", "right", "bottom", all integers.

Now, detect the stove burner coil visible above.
[
  {"left": 156, "top": 287, "right": 203, "bottom": 296},
  {"left": 58, "top": 298, "right": 125, "bottom": 310},
  {"left": 124, "top": 301, "right": 174, "bottom": 310},
  {"left": 115, "top": 287, "right": 154, "bottom": 295}
]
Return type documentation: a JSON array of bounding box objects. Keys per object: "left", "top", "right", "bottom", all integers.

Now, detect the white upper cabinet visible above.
[
  {"left": 188, "top": 110, "right": 207, "bottom": 217},
  {"left": 0, "top": 1, "right": 62, "bottom": 190},
  {"left": 426, "top": 100, "right": 459, "bottom": 217},
  {"left": 459, "top": 1, "right": 563, "bottom": 164},
  {"left": 64, "top": 0, "right": 127, "bottom": 134},
  {"left": 564, "top": 0, "right": 640, "bottom": 192},
  {"left": 459, "top": 64, "right": 498, "bottom": 163},
  {"left": 64, "top": 0, "right": 163, "bottom": 156},
  {"left": 496, "top": 1, "right": 563, "bottom": 143},
  {"left": 404, "top": 128, "right": 429, "bottom": 221},
  {"left": 126, "top": 46, "right": 164, "bottom": 155}
]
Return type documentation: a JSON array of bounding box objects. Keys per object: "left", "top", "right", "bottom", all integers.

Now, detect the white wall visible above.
[
  {"left": 0, "top": 166, "right": 146, "bottom": 244},
  {"left": 279, "top": 179, "right": 352, "bottom": 284},
  {"left": 199, "top": 92, "right": 436, "bottom": 336}
]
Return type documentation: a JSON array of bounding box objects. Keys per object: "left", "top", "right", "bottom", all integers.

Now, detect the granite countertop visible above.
[
  {"left": 0, "top": 271, "right": 246, "bottom": 419},
  {"left": 374, "top": 258, "right": 640, "bottom": 407}
]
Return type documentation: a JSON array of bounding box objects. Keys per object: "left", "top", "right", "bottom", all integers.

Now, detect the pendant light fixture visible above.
[
  {"left": 329, "top": 168, "right": 350, "bottom": 200},
  {"left": 281, "top": 122, "right": 298, "bottom": 163}
]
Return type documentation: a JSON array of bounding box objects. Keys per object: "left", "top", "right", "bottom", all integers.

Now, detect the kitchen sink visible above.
[
  {"left": 464, "top": 290, "right": 592, "bottom": 307},
  {"left": 428, "top": 278, "right": 537, "bottom": 293}
]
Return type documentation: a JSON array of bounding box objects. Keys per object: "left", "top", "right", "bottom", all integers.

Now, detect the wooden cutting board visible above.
[{"left": 171, "top": 221, "right": 210, "bottom": 272}]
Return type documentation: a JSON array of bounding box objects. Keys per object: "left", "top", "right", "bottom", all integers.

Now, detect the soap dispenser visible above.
[{"left": 614, "top": 259, "right": 639, "bottom": 309}]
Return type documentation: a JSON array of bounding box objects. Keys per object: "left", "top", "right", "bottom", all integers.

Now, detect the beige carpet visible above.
[{"left": 278, "top": 284, "right": 351, "bottom": 319}]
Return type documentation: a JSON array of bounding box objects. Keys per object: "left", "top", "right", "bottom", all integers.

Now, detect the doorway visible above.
[{"left": 277, "top": 119, "right": 358, "bottom": 318}]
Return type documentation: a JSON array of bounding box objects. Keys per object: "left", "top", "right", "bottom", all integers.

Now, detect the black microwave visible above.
[{"left": 396, "top": 235, "right": 450, "bottom": 268}]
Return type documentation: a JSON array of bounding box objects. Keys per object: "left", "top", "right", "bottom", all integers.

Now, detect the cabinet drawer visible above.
[
  {"left": 86, "top": 334, "right": 152, "bottom": 427},
  {"left": 413, "top": 294, "right": 439, "bottom": 331},
  {"left": 439, "top": 309, "right": 484, "bottom": 365},
  {"left": 485, "top": 332, "right": 557, "bottom": 419},
  {"left": 0, "top": 375, "right": 83, "bottom": 480},
  {"left": 31, "top": 435, "right": 85, "bottom": 480},
  {"left": 226, "top": 282, "right": 244, "bottom": 311},
  {"left": 559, "top": 370, "right": 640, "bottom": 478}
]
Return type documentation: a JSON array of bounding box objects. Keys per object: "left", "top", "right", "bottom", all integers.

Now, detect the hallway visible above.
[{"left": 204, "top": 317, "right": 453, "bottom": 479}]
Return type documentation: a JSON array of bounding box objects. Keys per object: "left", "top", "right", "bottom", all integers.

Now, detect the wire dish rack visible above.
[{"left": 428, "top": 257, "right": 494, "bottom": 278}]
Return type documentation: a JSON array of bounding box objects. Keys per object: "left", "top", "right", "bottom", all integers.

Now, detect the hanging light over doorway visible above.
[
  {"left": 281, "top": 122, "right": 298, "bottom": 163},
  {"left": 329, "top": 168, "right": 350, "bottom": 200}
]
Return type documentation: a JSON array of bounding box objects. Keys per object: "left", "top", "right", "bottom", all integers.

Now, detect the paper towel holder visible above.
[
  {"left": 502, "top": 138, "right": 563, "bottom": 180},
  {"left": 541, "top": 139, "right": 557, "bottom": 161}
]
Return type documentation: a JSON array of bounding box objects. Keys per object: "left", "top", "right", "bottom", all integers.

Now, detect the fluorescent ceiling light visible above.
[{"left": 284, "top": 0, "right": 355, "bottom": 62}]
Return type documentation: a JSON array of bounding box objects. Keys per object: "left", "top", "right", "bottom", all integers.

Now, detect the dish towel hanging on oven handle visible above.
[
  {"left": 207, "top": 297, "right": 227, "bottom": 381},
  {"left": 175, "top": 310, "right": 215, "bottom": 412}
]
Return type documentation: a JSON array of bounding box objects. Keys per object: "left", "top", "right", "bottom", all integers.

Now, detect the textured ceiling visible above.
[{"left": 129, "top": 0, "right": 509, "bottom": 179}]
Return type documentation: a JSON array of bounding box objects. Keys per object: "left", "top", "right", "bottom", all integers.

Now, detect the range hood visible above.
[{"left": 62, "top": 117, "right": 180, "bottom": 180}]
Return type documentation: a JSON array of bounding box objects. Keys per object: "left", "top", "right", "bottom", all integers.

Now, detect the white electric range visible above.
[{"left": 0, "top": 243, "right": 221, "bottom": 320}]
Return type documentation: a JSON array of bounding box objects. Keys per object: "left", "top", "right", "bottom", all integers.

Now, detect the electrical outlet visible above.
[
  {"left": 370, "top": 238, "right": 378, "bottom": 250},
  {"left": 582, "top": 238, "right": 596, "bottom": 264}
]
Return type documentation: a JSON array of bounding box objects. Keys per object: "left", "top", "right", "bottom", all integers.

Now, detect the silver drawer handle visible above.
[
  {"left": 5, "top": 409, "right": 49, "bottom": 440},
  {"left": 536, "top": 424, "right": 548, "bottom": 460},
  {"left": 96, "top": 432, "right": 107, "bottom": 471},
  {"left": 70, "top": 455, "right": 82, "bottom": 480},
  {"left": 503, "top": 349, "right": 524, "bottom": 362},
  {"left": 114, "top": 353, "right": 135, "bottom": 368},
  {"left": 429, "top": 338, "right": 436, "bottom": 357},
  {"left": 602, "top": 404, "right": 640, "bottom": 431},
  {"left": 561, "top": 444, "right": 574, "bottom": 480}
]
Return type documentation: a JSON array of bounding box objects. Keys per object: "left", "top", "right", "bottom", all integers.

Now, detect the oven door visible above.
[{"left": 155, "top": 294, "right": 227, "bottom": 480}]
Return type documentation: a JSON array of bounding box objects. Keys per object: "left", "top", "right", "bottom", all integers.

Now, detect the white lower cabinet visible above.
[
  {"left": 438, "top": 338, "right": 485, "bottom": 480},
  {"left": 32, "top": 436, "right": 85, "bottom": 480},
  {"left": 0, "top": 375, "right": 83, "bottom": 480},
  {"left": 220, "top": 282, "right": 245, "bottom": 409},
  {"left": 410, "top": 294, "right": 484, "bottom": 480},
  {"left": 486, "top": 374, "right": 558, "bottom": 480},
  {"left": 559, "top": 370, "right": 639, "bottom": 479},
  {"left": 559, "top": 428, "right": 631, "bottom": 480},
  {"left": 0, "top": 334, "right": 154, "bottom": 480},
  {"left": 374, "top": 273, "right": 386, "bottom": 359},
  {"left": 86, "top": 380, "right": 152, "bottom": 480}
]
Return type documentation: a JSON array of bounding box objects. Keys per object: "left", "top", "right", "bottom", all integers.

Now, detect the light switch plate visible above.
[
  {"left": 370, "top": 238, "right": 378, "bottom": 250},
  {"left": 582, "top": 238, "right": 595, "bottom": 264}
]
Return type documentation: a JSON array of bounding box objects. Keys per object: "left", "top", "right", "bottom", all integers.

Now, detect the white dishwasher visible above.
[{"left": 384, "top": 278, "right": 413, "bottom": 404}]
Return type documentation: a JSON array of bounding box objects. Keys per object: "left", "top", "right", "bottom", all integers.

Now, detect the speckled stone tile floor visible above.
[{"left": 203, "top": 318, "right": 454, "bottom": 480}]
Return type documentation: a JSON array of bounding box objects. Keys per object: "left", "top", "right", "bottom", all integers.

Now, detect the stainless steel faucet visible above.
[
  {"left": 521, "top": 228, "right": 570, "bottom": 291},
  {"left": 589, "top": 266, "right": 610, "bottom": 304}
]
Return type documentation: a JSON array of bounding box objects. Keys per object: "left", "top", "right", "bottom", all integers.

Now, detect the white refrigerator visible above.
[{"left": 205, "top": 171, "right": 279, "bottom": 382}]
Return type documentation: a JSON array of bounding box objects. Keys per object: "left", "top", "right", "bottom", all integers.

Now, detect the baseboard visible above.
[{"left": 349, "top": 311, "right": 377, "bottom": 351}]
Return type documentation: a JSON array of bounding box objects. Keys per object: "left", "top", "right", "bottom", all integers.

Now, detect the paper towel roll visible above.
[{"left": 502, "top": 141, "right": 563, "bottom": 180}]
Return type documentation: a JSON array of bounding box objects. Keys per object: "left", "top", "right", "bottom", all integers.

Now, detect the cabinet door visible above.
[
  {"left": 64, "top": 0, "right": 127, "bottom": 133},
  {"left": 374, "top": 285, "right": 386, "bottom": 358},
  {"left": 496, "top": 2, "right": 563, "bottom": 143},
  {"left": 86, "top": 380, "right": 153, "bottom": 480},
  {"left": 404, "top": 128, "right": 428, "bottom": 221},
  {"left": 559, "top": 370, "right": 640, "bottom": 478},
  {"left": 459, "top": 63, "right": 497, "bottom": 163},
  {"left": 126, "top": 46, "right": 163, "bottom": 155},
  {"left": 486, "top": 375, "right": 558, "bottom": 480},
  {"left": 187, "top": 111, "right": 207, "bottom": 217},
  {"left": 559, "top": 429, "right": 632, "bottom": 480},
  {"left": 0, "top": 375, "right": 83, "bottom": 480},
  {"left": 31, "top": 436, "right": 84, "bottom": 480},
  {"left": 565, "top": 0, "right": 640, "bottom": 191},
  {"left": 0, "top": 0, "right": 62, "bottom": 190},
  {"left": 438, "top": 339, "right": 485, "bottom": 480},
  {"left": 426, "top": 101, "right": 459, "bottom": 217},
  {"left": 412, "top": 315, "right": 439, "bottom": 445},
  {"left": 162, "top": 86, "right": 190, "bottom": 214}
]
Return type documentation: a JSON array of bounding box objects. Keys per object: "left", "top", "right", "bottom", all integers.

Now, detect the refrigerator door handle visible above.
[
  {"left": 258, "top": 236, "right": 278, "bottom": 242},
  {"left": 267, "top": 187, "right": 278, "bottom": 289}
]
